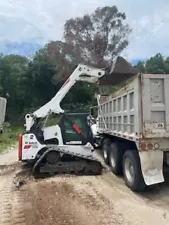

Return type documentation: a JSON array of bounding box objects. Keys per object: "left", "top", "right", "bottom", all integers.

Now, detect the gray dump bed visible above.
[{"left": 98, "top": 74, "right": 169, "bottom": 141}]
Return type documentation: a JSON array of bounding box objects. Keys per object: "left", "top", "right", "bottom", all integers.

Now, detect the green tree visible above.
[
  {"left": 134, "top": 61, "right": 145, "bottom": 73},
  {"left": 145, "top": 53, "right": 165, "bottom": 74},
  {"left": 64, "top": 6, "right": 131, "bottom": 67},
  {"left": 21, "top": 49, "right": 58, "bottom": 113},
  {"left": 45, "top": 41, "right": 99, "bottom": 109},
  {"left": 0, "top": 54, "right": 29, "bottom": 121},
  {"left": 46, "top": 41, "right": 75, "bottom": 81},
  {"left": 164, "top": 57, "right": 169, "bottom": 73}
]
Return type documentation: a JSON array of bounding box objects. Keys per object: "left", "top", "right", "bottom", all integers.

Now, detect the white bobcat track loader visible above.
[{"left": 18, "top": 64, "right": 106, "bottom": 177}]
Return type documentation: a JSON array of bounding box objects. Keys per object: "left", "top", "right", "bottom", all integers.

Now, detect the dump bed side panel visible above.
[
  {"left": 141, "top": 74, "right": 169, "bottom": 138},
  {"left": 97, "top": 76, "right": 141, "bottom": 141}
]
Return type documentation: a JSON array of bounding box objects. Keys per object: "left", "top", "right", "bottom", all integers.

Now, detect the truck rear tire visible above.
[
  {"left": 123, "top": 150, "right": 146, "bottom": 192},
  {"left": 102, "top": 139, "right": 111, "bottom": 164},
  {"left": 109, "top": 142, "right": 123, "bottom": 175}
]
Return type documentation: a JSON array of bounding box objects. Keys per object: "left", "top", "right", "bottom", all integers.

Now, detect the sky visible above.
[{"left": 0, "top": 0, "right": 169, "bottom": 63}]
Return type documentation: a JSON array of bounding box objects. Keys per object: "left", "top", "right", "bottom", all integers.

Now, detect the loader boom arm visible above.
[{"left": 25, "top": 64, "right": 105, "bottom": 131}]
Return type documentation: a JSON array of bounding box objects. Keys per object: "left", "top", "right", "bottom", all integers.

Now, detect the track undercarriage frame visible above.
[{"left": 32, "top": 144, "right": 103, "bottom": 178}]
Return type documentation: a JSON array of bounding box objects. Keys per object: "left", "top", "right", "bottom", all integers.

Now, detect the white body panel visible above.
[
  {"left": 97, "top": 74, "right": 169, "bottom": 186},
  {"left": 0, "top": 97, "right": 7, "bottom": 130},
  {"left": 22, "top": 133, "right": 93, "bottom": 161},
  {"left": 22, "top": 134, "right": 46, "bottom": 160},
  {"left": 91, "top": 124, "right": 97, "bottom": 136},
  {"left": 42, "top": 125, "right": 63, "bottom": 145}
]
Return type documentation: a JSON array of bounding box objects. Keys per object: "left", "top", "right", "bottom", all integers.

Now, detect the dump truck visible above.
[
  {"left": 0, "top": 97, "right": 7, "bottom": 133},
  {"left": 92, "top": 71, "right": 169, "bottom": 192}
]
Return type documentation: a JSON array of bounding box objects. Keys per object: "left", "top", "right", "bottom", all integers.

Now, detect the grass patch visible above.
[{"left": 0, "top": 126, "right": 23, "bottom": 153}]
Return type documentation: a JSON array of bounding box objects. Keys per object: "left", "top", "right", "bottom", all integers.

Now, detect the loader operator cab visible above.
[
  {"left": 31, "top": 112, "right": 94, "bottom": 147},
  {"left": 59, "top": 113, "right": 93, "bottom": 146}
]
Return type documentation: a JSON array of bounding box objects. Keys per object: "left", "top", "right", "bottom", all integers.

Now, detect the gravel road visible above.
[{"left": 0, "top": 147, "right": 169, "bottom": 225}]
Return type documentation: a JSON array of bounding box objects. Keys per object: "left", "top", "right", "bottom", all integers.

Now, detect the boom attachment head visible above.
[{"left": 98, "top": 56, "right": 137, "bottom": 86}]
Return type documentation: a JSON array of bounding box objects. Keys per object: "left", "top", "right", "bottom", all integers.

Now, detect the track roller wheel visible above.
[{"left": 46, "top": 151, "right": 60, "bottom": 164}]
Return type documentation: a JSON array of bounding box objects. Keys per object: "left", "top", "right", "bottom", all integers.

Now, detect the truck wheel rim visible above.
[
  {"left": 110, "top": 150, "right": 115, "bottom": 168},
  {"left": 103, "top": 145, "right": 107, "bottom": 159},
  {"left": 125, "top": 158, "right": 134, "bottom": 184}
]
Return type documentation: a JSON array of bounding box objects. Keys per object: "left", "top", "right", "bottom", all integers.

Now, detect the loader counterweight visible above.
[{"left": 18, "top": 133, "right": 22, "bottom": 161}]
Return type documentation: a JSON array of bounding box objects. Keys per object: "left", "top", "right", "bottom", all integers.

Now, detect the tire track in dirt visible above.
[
  {"left": 0, "top": 169, "right": 27, "bottom": 225},
  {"left": 1, "top": 148, "right": 169, "bottom": 225},
  {"left": 87, "top": 174, "right": 169, "bottom": 225},
  {"left": 21, "top": 180, "right": 98, "bottom": 225},
  {"left": 60, "top": 177, "right": 125, "bottom": 225},
  {"left": 0, "top": 177, "right": 13, "bottom": 225},
  {"left": 20, "top": 176, "right": 126, "bottom": 225},
  {"left": 12, "top": 190, "right": 27, "bottom": 225}
]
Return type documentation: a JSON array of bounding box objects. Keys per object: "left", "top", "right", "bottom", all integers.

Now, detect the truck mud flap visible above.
[{"left": 139, "top": 150, "right": 164, "bottom": 186}]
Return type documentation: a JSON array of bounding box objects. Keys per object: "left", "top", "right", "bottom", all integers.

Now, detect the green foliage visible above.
[
  {"left": 62, "top": 82, "right": 98, "bottom": 106},
  {"left": 145, "top": 53, "right": 165, "bottom": 74},
  {"left": 135, "top": 53, "right": 169, "bottom": 74},
  {"left": 0, "top": 126, "right": 23, "bottom": 152},
  {"left": 0, "top": 54, "right": 29, "bottom": 121},
  {"left": 134, "top": 61, "right": 145, "bottom": 73},
  {"left": 0, "top": 50, "right": 97, "bottom": 121},
  {"left": 64, "top": 6, "right": 131, "bottom": 67},
  {"left": 21, "top": 49, "right": 58, "bottom": 109}
]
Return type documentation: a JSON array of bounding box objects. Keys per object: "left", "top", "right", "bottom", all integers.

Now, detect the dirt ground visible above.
[{"left": 0, "top": 148, "right": 169, "bottom": 225}]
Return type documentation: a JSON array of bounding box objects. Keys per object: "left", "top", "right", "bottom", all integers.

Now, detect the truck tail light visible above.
[
  {"left": 140, "top": 142, "right": 154, "bottom": 150},
  {"left": 147, "top": 143, "right": 153, "bottom": 150},
  {"left": 18, "top": 134, "right": 22, "bottom": 160},
  {"left": 140, "top": 143, "right": 146, "bottom": 150}
]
